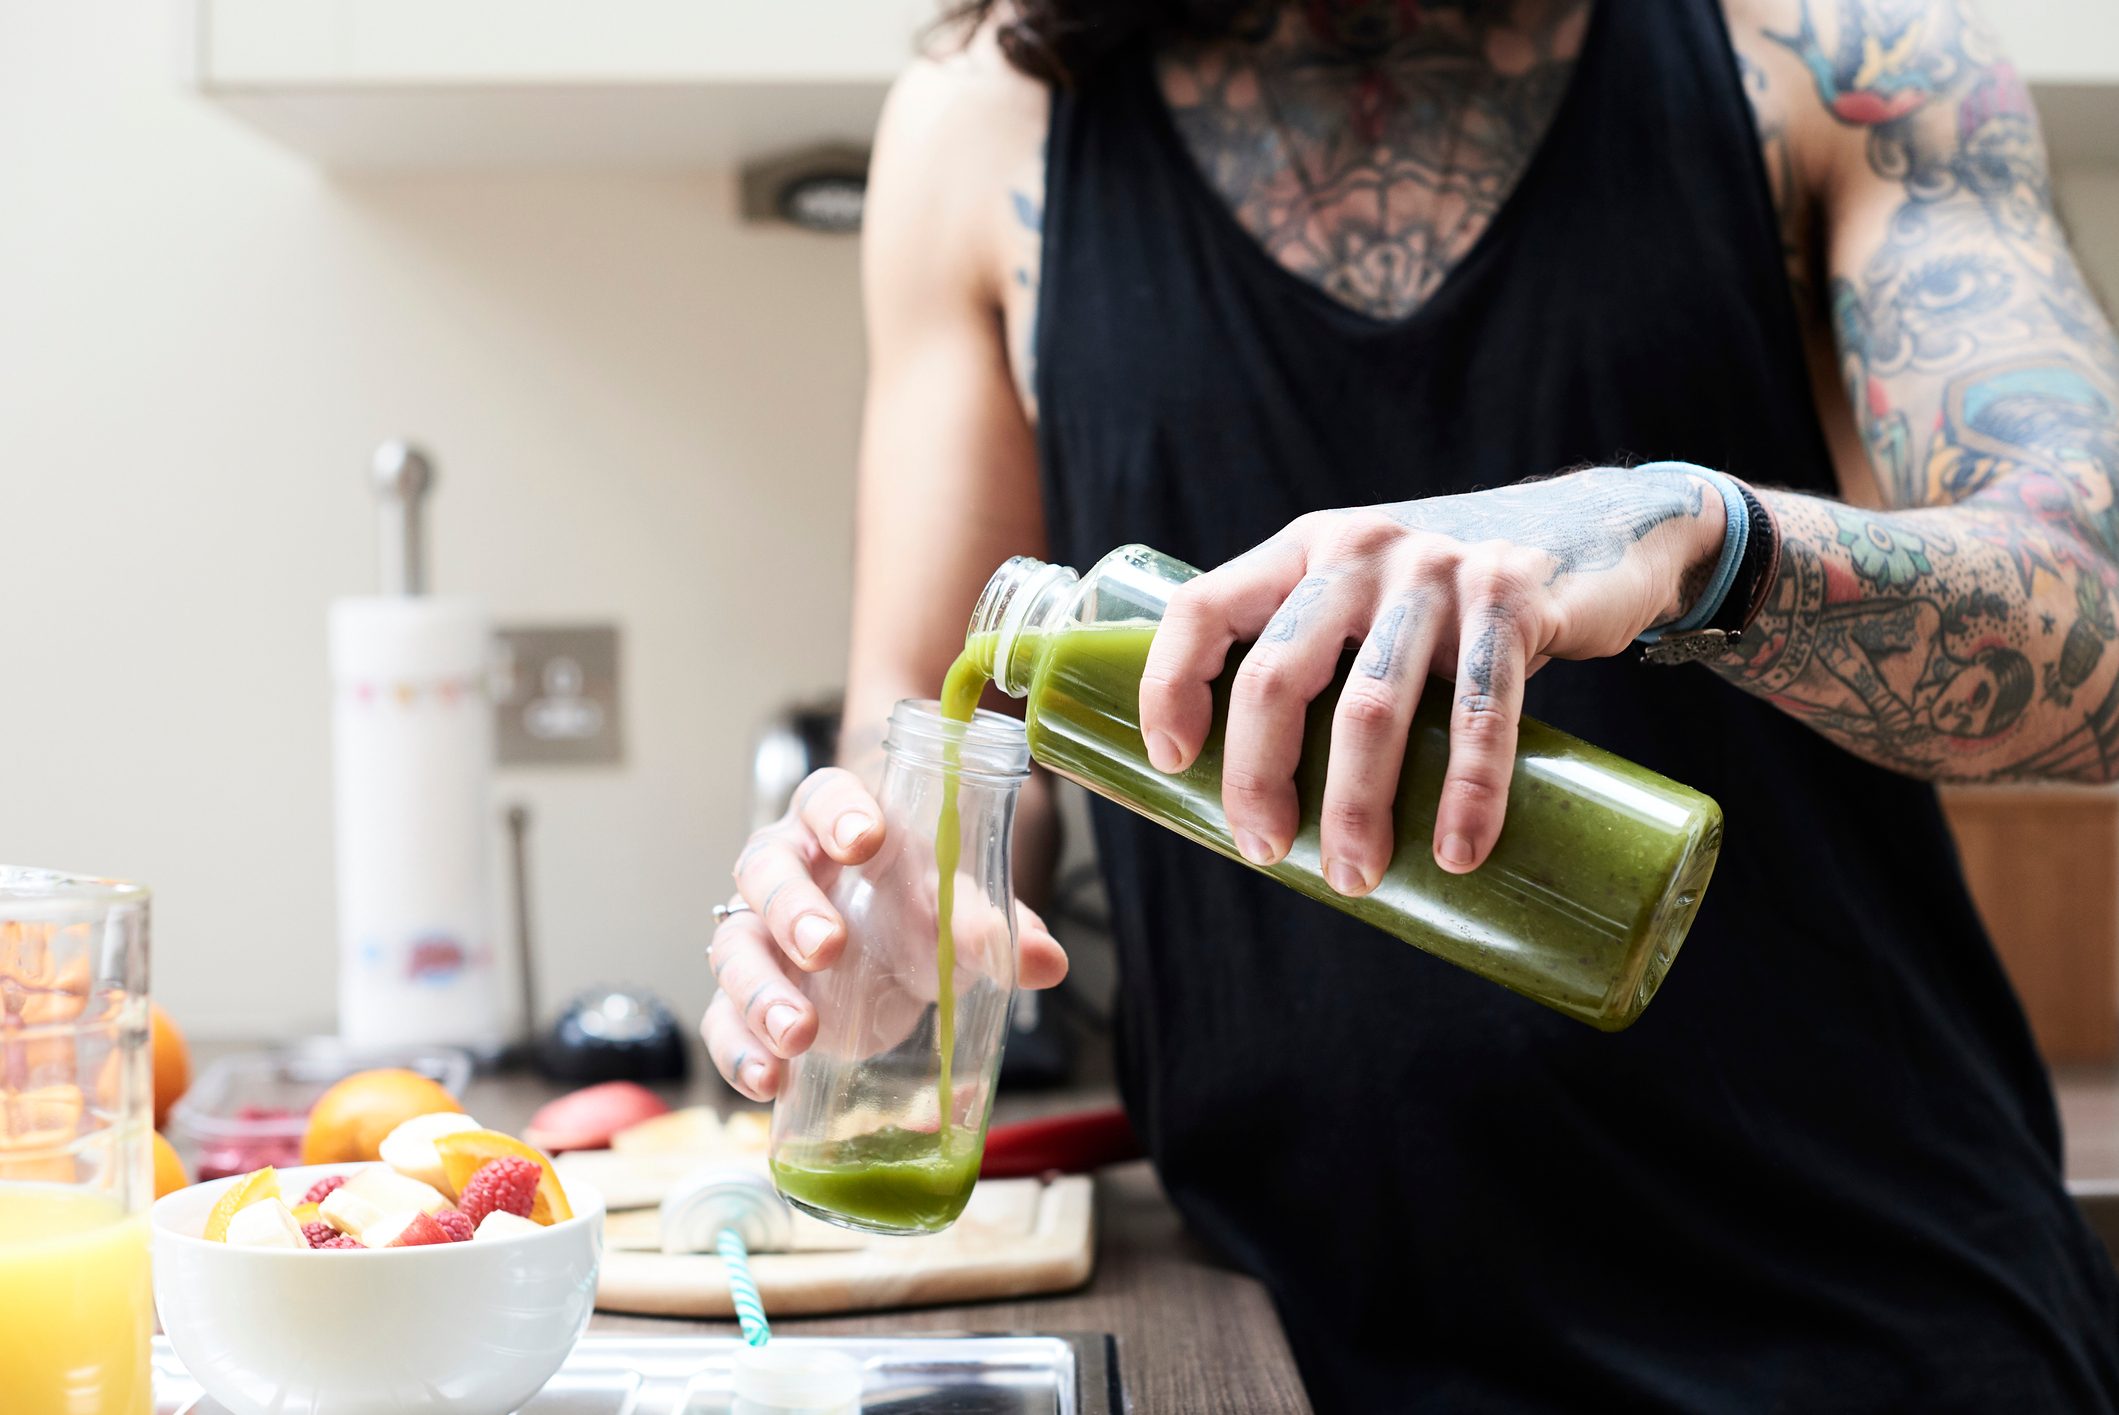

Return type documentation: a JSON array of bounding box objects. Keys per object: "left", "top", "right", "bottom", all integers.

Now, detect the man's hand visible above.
[
  {"left": 1136, "top": 468, "right": 1726, "bottom": 888},
  {"left": 702, "top": 766, "right": 1069, "bottom": 1101}
]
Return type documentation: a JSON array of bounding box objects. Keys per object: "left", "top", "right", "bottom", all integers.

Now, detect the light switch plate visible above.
[{"left": 493, "top": 625, "right": 623, "bottom": 766}]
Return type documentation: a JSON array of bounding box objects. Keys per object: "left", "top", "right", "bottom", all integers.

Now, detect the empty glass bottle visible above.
[
  {"left": 767, "top": 700, "right": 1030, "bottom": 1234},
  {"left": 957, "top": 545, "right": 1723, "bottom": 1030}
]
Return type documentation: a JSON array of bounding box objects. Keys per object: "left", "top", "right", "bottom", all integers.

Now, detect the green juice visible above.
[
  {"left": 993, "top": 621, "right": 1718, "bottom": 1029},
  {"left": 770, "top": 1127, "right": 986, "bottom": 1234}
]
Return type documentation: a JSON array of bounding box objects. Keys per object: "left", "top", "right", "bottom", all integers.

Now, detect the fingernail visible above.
[
  {"left": 741, "top": 1059, "right": 768, "bottom": 1093},
  {"left": 1327, "top": 860, "right": 1367, "bottom": 896},
  {"left": 764, "top": 1002, "right": 800, "bottom": 1046},
  {"left": 1439, "top": 833, "right": 1475, "bottom": 869},
  {"left": 833, "top": 812, "right": 874, "bottom": 849},
  {"left": 793, "top": 914, "right": 834, "bottom": 959},
  {"left": 1147, "top": 731, "right": 1182, "bottom": 773},
  {"left": 1235, "top": 830, "right": 1275, "bottom": 866}
]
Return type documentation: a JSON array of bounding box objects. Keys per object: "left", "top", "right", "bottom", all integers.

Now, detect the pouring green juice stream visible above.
[{"left": 773, "top": 545, "right": 1723, "bottom": 1233}]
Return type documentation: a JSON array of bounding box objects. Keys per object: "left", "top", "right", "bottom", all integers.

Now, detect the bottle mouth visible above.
[
  {"left": 885, "top": 700, "right": 1031, "bottom": 781},
  {"left": 966, "top": 556, "right": 1079, "bottom": 697}
]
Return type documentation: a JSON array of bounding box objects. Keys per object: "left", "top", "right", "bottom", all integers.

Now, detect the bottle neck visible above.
[{"left": 964, "top": 556, "right": 1080, "bottom": 698}]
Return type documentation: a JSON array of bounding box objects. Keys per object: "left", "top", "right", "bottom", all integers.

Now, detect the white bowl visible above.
[{"left": 153, "top": 1162, "right": 604, "bottom": 1415}]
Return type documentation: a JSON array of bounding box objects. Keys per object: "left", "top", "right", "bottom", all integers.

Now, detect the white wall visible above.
[
  {"left": 4, "top": 4, "right": 2118, "bottom": 1045},
  {"left": 0, "top": 7, "right": 865, "bottom": 1039},
  {"left": 2062, "top": 170, "right": 2119, "bottom": 302}
]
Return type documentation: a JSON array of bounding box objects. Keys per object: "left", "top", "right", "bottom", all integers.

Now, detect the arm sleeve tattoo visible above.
[{"left": 1720, "top": 0, "right": 2119, "bottom": 782}]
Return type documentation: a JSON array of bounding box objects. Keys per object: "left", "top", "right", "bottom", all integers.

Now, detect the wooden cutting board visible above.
[{"left": 558, "top": 1122, "right": 1096, "bottom": 1319}]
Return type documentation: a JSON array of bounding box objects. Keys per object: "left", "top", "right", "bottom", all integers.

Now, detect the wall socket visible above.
[{"left": 493, "top": 625, "right": 623, "bottom": 767}]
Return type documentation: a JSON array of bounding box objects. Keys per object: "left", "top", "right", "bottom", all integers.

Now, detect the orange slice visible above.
[
  {"left": 433, "top": 1131, "right": 572, "bottom": 1225},
  {"left": 203, "top": 1167, "right": 280, "bottom": 1242}
]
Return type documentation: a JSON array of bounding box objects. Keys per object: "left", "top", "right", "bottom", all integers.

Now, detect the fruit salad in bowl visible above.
[{"left": 152, "top": 1113, "right": 604, "bottom": 1415}]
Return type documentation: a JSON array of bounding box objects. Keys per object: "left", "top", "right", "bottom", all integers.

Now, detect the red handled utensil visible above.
[{"left": 979, "top": 1107, "right": 1142, "bottom": 1178}]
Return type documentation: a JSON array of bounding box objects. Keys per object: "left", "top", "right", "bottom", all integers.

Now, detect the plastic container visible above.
[
  {"left": 958, "top": 545, "right": 1724, "bottom": 1030},
  {"left": 732, "top": 1343, "right": 863, "bottom": 1415},
  {"left": 768, "top": 701, "right": 1030, "bottom": 1235},
  {"left": 165, "top": 1042, "right": 472, "bottom": 1180}
]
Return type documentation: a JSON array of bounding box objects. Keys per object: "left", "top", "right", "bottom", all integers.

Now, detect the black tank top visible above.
[{"left": 1034, "top": 4, "right": 2119, "bottom": 1411}]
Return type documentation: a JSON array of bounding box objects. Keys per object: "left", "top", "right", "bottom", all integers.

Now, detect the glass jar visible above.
[
  {"left": 768, "top": 700, "right": 1030, "bottom": 1235},
  {"left": 0, "top": 867, "right": 154, "bottom": 1415},
  {"left": 964, "top": 545, "right": 1723, "bottom": 1031}
]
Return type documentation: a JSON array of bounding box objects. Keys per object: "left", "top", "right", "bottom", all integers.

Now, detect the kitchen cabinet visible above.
[
  {"left": 1942, "top": 786, "right": 2119, "bottom": 1064},
  {"left": 181, "top": 0, "right": 2119, "bottom": 170},
  {"left": 180, "top": 0, "right": 928, "bottom": 168}
]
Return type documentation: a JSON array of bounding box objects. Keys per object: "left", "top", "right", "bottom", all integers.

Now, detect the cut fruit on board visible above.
[{"left": 610, "top": 1106, "right": 722, "bottom": 1156}]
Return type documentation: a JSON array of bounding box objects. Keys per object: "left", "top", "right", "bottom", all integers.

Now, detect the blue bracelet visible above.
[{"left": 1632, "top": 461, "right": 1749, "bottom": 645}]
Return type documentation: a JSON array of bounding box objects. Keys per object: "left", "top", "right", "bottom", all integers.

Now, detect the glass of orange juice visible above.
[{"left": 0, "top": 868, "right": 154, "bottom": 1415}]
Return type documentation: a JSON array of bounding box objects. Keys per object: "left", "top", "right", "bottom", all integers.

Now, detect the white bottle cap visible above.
[{"left": 731, "top": 1344, "right": 863, "bottom": 1415}]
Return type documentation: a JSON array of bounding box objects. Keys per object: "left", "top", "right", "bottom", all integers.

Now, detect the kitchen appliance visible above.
[
  {"left": 539, "top": 986, "right": 689, "bottom": 1085},
  {"left": 329, "top": 442, "right": 503, "bottom": 1053}
]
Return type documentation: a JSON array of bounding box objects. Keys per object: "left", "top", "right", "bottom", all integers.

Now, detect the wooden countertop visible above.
[{"left": 457, "top": 1071, "right": 1314, "bottom": 1415}]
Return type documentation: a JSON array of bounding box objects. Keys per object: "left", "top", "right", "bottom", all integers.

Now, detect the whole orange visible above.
[
  {"left": 151, "top": 1130, "right": 190, "bottom": 1198},
  {"left": 301, "top": 1068, "right": 462, "bottom": 1165},
  {"left": 150, "top": 1003, "right": 190, "bottom": 1128}
]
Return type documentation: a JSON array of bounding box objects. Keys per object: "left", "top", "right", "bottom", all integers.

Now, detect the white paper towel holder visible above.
[{"left": 329, "top": 441, "right": 506, "bottom": 1058}]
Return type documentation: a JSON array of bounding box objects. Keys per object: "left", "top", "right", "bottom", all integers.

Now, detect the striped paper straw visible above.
[{"left": 717, "top": 1226, "right": 771, "bottom": 1347}]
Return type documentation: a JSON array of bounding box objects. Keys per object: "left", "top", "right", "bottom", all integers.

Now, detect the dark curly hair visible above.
[{"left": 934, "top": 1, "right": 1265, "bottom": 86}]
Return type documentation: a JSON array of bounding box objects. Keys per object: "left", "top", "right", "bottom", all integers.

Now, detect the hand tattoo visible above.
[
  {"left": 1358, "top": 598, "right": 1416, "bottom": 681},
  {"left": 1383, "top": 468, "right": 1706, "bottom": 584},
  {"left": 1263, "top": 575, "right": 1332, "bottom": 643},
  {"left": 1460, "top": 617, "right": 1506, "bottom": 709}
]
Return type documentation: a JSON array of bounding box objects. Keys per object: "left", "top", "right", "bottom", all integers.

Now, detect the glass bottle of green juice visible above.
[{"left": 951, "top": 545, "right": 1723, "bottom": 1030}]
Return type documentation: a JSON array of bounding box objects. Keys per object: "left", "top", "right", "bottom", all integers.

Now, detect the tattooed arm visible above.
[{"left": 1719, "top": 0, "right": 2119, "bottom": 780}]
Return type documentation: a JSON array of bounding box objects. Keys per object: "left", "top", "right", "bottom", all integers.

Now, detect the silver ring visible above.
[{"left": 711, "top": 900, "right": 753, "bottom": 926}]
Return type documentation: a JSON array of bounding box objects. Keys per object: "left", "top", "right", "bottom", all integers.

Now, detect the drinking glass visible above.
[
  {"left": 768, "top": 701, "right": 1030, "bottom": 1235},
  {"left": 0, "top": 867, "right": 154, "bottom": 1415}
]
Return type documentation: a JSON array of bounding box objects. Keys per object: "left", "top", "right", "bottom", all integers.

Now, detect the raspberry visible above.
[
  {"left": 457, "top": 1157, "right": 541, "bottom": 1226},
  {"left": 301, "top": 1221, "right": 340, "bottom": 1248},
  {"left": 433, "top": 1207, "right": 475, "bottom": 1243},
  {"left": 385, "top": 1211, "right": 452, "bottom": 1248},
  {"left": 314, "top": 1233, "right": 363, "bottom": 1250},
  {"left": 302, "top": 1174, "right": 348, "bottom": 1205}
]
